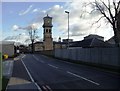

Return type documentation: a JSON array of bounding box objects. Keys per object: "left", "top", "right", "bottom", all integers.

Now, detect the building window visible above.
[
  {"left": 46, "top": 29, "right": 48, "bottom": 33},
  {"left": 49, "top": 29, "right": 51, "bottom": 33}
]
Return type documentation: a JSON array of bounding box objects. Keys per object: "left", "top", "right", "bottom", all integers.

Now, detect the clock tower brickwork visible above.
[{"left": 43, "top": 14, "right": 53, "bottom": 50}]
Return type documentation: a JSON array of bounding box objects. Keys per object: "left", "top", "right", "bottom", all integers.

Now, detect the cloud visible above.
[
  {"left": 4, "top": 33, "right": 41, "bottom": 45},
  {"left": 48, "top": 1, "right": 114, "bottom": 40},
  {"left": 19, "top": 5, "right": 33, "bottom": 16},
  {"left": 17, "top": 1, "right": 115, "bottom": 41},
  {"left": 32, "top": 8, "right": 40, "bottom": 13},
  {"left": 12, "top": 23, "right": 41, "bottom": 32},
  {"left": 12, "top": 25, "right": 19, "bottom": 31},
  {"left": 23, "top": 23, "right": 41, "bottom": 30}
]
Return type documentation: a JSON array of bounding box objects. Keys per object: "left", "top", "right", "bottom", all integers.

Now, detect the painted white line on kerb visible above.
[
  {"left": 48, "top": 64, "right": 58, "bottom": 69},
  {"left": 67, "top": 71, "right": 100, "bottom": 86},
  {"left": 21, "top": 59, "right": 42, "bottom": 91}
]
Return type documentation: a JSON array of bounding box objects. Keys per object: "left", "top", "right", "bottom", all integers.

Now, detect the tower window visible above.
[
  {"left": 46, "top": 29, "right": 48, "bottom": 33},
  {"left": 49, "top": 29, "right": 51, "bottom": 33}
]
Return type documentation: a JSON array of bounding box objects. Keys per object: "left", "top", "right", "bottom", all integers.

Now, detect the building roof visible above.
[
  {"left": 53, "top": 41, "right": 67, "bottom": 45},
  {"left": 34, "top": 42, "right": 43, "bottom": 44},
  {"left": 0, "top": 41, "right": 15, "bottom": 45},
  {"left": 70, "top": 38, "right": 112, "bottom": 48},
  {"left": 84, "top": 34, "right": 104, "bottom": 40},
  {"left": 44, "top": 14, "right": 52, "bottom": 19}
]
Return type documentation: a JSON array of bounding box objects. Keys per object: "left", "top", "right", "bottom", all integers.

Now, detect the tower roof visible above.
[{"left": 44, "top": 14, "right": 52, "bottom": 19}]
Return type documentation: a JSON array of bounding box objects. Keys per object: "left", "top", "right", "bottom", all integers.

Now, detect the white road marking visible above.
[
  {"left": 40, "top": 60, "right": 45, "bottom": 63},
  {"left": 67, "top": 71, "right": 100, "bottom": 86},
  {"left": 33, "top": 55, "right": 39, "bottom": 60},
  {"left": 42, "top": 86, "right": 48, "bottom": 90},
  {"left": 21, "top": 59, "right": 34, "bottom": 82},
  {"left": 48, "top": 64, "right": 58, "bottom": 69},
  {"left": 22, "top": 54, "right": 26, "bottom": 59},
  {"left": 33, "top": 55, "right": 45, "bottom": 63},
  {"left": 35, "top": 82, "right": 42, "bottom": 91},
  {"left": 21, "top": 59, "right": 42, "bottom": 91},
  {"left": 45, "top": 85, "right": 52, "bottom": 91}
]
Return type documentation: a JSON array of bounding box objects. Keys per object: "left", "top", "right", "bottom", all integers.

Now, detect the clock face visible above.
[{"left": 47, "top": 20, "right": 50, "bottom": 23}]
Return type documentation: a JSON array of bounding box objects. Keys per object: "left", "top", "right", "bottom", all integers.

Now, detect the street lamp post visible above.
[{"left": 65, "top": 11, "right": 69, "bottom": 49}]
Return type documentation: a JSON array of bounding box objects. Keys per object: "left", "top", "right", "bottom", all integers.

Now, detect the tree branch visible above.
[
  {"left": 100, "top": 0, "right": 109, "bottom": 10},
  {"left": 94, "top": 0, "right": 113, "bottom": 25},
  {"left": 116, "top": 1, "right": 120, "bottom": 10},
  {"left": 91, "top": 16, "right": 104, "bottom": 27}
]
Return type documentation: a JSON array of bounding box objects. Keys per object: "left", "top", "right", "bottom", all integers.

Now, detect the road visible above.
[{"left": 21, "top": 53, "right": 120, "bottom": 90}]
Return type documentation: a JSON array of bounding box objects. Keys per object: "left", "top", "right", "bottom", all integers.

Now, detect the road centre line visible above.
[
  {"left": 48, "top": 64, "right": 58, "bottom": 69},
  {"left": 67, "top": 71, "right": 100, "bottom": 86},
  {"left": 33, "top": 55, "right": 39, "bottom": 60},
  {"left": 40, "top": 60, "right": 45, "bottom": 63},
  {"left": 21, "top": 59, "right": 42, "bottom": 91},
  {"left": 33, "top": 55, "right": 45, "bottom": 63},
  {"left": 33, "top": 54, "right": 99, "bottom": 86}
]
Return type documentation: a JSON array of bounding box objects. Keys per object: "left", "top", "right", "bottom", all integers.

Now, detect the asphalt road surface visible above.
[{"left": 21, "top": 54, "right": 120, "bottom": 90}]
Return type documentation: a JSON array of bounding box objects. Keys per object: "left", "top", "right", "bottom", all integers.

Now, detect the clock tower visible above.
[{"left": 43, "top": 14, "right": 53, "bottom": 50}]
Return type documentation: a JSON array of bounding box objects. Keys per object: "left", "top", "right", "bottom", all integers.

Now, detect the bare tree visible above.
[
  {"left": 27, "top": 24, "right": 39, "bottom": 53},
  {"left": 88, "top": 0, "right": 120, "bottom": 47}
]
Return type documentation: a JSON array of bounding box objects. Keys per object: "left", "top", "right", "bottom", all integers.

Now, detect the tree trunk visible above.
[
  {"left": 31, "top": 40, "right": 34, "bottom": 53},
  {"left": 113, "top": 25, "right": 120, "bottom": 47}
]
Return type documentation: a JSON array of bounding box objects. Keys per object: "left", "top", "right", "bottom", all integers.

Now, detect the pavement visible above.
[
  {"left": 5, "top": 55, "right": 41, "bottom": 91},
  {"left": 3, "top": 60, "right": 14, "bottom": 78}
]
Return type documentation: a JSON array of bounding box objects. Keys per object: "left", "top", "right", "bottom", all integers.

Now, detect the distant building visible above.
[
  {"left": 34, "top": 42, "right": 43, "bottom": 52},
  {"left": 29, "top": 15, "right": 113, "bottom": 52},
  {"left": 62, "top": 39, "right": 73, "bottom": 43},
  {"left": 29, "top": 14, "right": 68, "bottom": 52},
  {"left": 53, "top": 42, "right": 67, "bottom": 49},
  {"left": 84, "top": 34, "right": 104, "bottom": 41},
  {"left": 18, "top": 45, "right": 29, "bottom": 53},
  {"left": 70, "top": 34, "right": 112, "bottom": 48},
  {"left": 0, "top": 41, "right": 15, "bottom": 57}
]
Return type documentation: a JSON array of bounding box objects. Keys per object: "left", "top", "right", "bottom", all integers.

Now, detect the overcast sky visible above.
[{"left": 2, "top": 0, "right": 116, "bottom": 43}]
